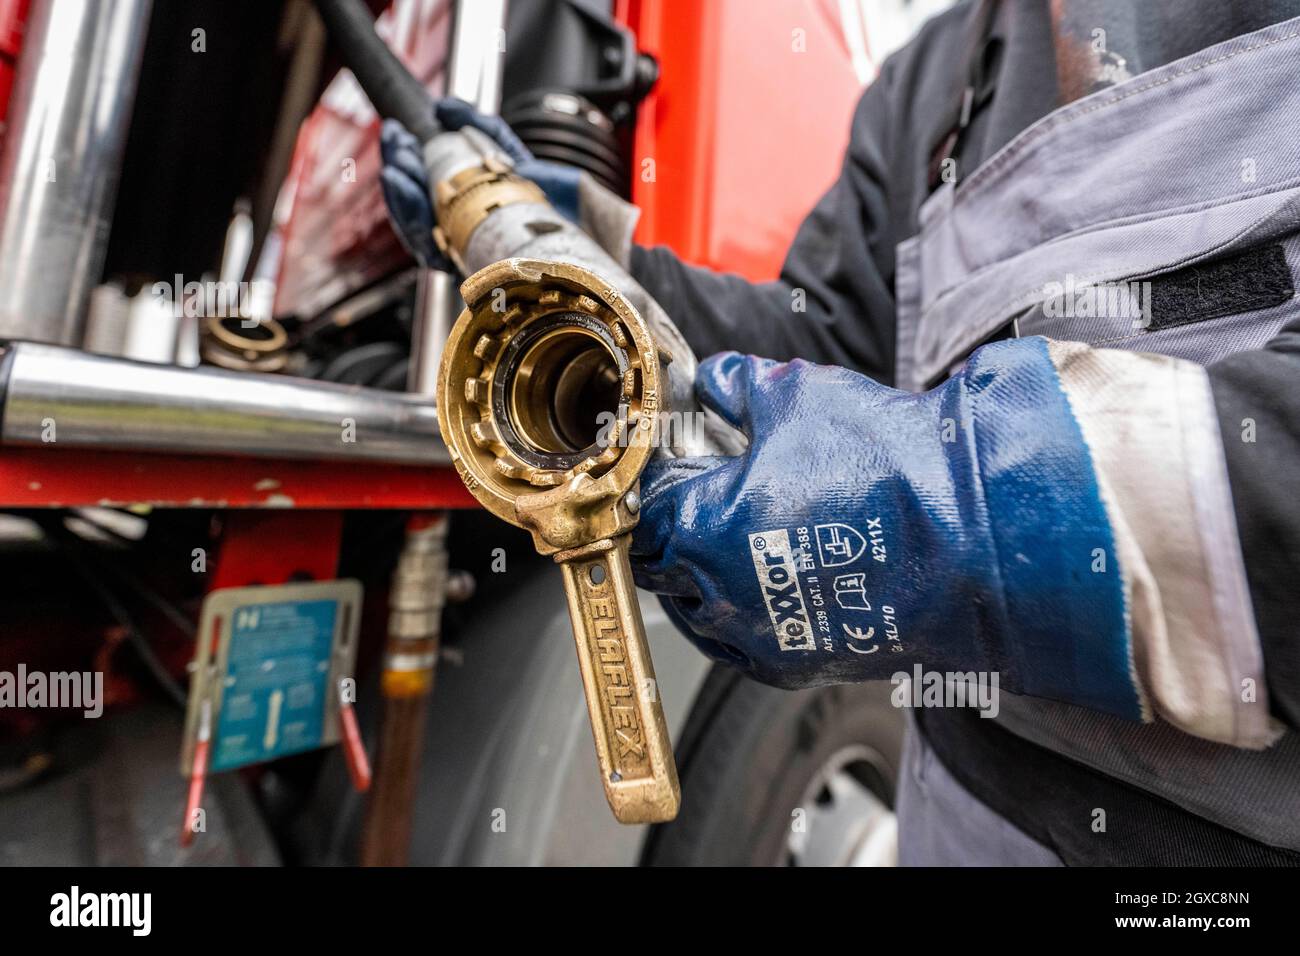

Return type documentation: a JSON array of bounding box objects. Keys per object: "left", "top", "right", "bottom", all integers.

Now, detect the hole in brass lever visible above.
[{"left": 437, "top": 259, "right": 680, "bottom": 825}]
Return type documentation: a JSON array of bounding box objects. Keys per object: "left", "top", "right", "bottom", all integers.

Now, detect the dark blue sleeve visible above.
[{"left": 1210, "top": 315, "right": 1300, "bottom": 729}]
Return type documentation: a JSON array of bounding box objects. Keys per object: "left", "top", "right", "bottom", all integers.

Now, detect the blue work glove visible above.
[
  {"left": 378, "top": 98, "right": 581, "bottom": 270},
  {"left": 630, "top": 339, "right": 1143, "bottom": 722},
  {"left": 378, "top": 118, "right": 449, "bottom": 270}
]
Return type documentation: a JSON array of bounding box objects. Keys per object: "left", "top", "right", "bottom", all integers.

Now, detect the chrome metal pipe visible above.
[
  {"left": 444, "top": 0, "right": 508, "bottom": 117},
  {"left": 0, "top": 342, "right": 448, "bottom": 465},
  {"left": 0, "top": 0, "right": 154, "bottom": 345},
  {"left": 407, "top": 0, "right": 508, "bottom": 397},
  {"left": 408, "top": 269, "right": 458, "bottom": 396}
]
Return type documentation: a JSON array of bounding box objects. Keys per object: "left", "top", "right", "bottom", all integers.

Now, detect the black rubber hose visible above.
[{"left": 313, "top": 0, "right": 439, "bottom": 142}]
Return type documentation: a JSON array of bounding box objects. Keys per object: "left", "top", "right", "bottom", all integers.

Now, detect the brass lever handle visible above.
[
  {"left": 557, "top": 536, "right": 679, "bottom": 823},
  {"left": 437, "top": 259, "right": 680, "bottom": 825}
]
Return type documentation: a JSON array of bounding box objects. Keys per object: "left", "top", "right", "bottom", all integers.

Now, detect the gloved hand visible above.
[
  {"left": 378, "top": 98, "right": 581, "bottom": 270},
  {"left": 630, "top": 338, "right": 1144, "bottom": 722}
]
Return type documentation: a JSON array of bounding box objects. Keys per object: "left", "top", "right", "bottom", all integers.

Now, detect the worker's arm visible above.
[
  {"left": 630, "top": 336, "right": 1288, "bottom": 751},
  {"left": 377, "top": 95, "right": 1299, "bottom": 743},
  {"left": 628, "top": 71, "right": 900, "bottom": 382},
  {"left": 1210, "top": 324, "right": 1300, "bottom": 730}
]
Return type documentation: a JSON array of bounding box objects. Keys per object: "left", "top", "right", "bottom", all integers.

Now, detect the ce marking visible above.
[{"left": 843, "top": 623, "right": 877, "bottom": 654}]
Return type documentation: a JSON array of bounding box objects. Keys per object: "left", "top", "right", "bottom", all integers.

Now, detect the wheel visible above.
[{"left": 644, "top": 666, "right": 905, "bottom": 866}]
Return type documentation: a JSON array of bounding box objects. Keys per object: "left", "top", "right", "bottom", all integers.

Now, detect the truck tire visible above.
[{"left": 644, "top": 667, "right": 905, "bottom": 866}]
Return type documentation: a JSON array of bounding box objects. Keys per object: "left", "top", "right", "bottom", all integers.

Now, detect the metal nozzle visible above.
[{"left": 436, "top": 258, "right": 680, "bottom": 824}]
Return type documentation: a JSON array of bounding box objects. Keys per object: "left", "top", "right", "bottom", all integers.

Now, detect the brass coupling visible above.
[
  {"left": 201, "top": 315, "right": 289, "bottom": 372},
  {"left": 437, "top": 258, "right": 667, "bottom": 555},
  {"left": 437, "top": 258, "right": 680, "bottom": 824},
  {"left": 431, "top": 157, "right": 548, "bottom": 273}
]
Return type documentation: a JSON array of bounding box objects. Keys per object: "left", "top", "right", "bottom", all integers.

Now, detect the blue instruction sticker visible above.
[{"left": 210, "top": 598, "right": 338, "bottom": 772}]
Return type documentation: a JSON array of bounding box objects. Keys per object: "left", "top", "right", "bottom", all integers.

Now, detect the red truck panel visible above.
[
  {"left": 619, "top": 0, "right": 864, "bottom": 280},
  {"left": 0, "top": 0, "right": 30, "bottom": 125}
]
